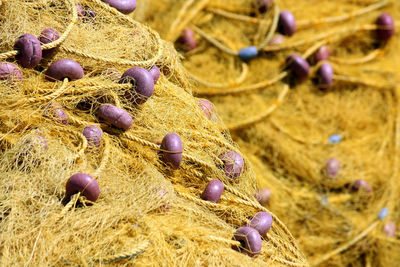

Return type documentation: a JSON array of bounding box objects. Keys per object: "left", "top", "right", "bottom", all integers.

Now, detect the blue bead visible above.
[
  {"left": 378, "top": 207, "right": 389, "bottom": 220},
  {"left": 328, "top": 134, "right": 342, "bottom": 144},
  {"left": 238, "top": 46, "right": 258, "bottom": 61}
]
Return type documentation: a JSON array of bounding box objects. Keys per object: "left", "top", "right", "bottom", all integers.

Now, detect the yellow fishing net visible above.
[
  {"left": 134, "top": 0, "right": 400, "bottom": 266},
  {"left": 0, "top": 0, "right": 307, "bottom": 266}
]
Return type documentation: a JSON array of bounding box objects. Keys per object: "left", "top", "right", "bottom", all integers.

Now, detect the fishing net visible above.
[
  {"left": 0, "top": 0, "right": 308, "bottom": 266},
  {"left": 134, "top": 0, "right": 400, "bottom": 266}
]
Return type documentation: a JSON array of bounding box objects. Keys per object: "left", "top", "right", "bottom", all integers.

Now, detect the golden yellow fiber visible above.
[
  {"left": 136, "top": 0, "right": 400, "bottom": 265},
  {"left": 0, "top": 0, "right": 307, "bottom": 266}
]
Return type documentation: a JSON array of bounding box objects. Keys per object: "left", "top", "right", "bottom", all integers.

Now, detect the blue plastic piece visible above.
[
  {"left": 378, "top": 207, "right": 389, "bottom": 220},
  {"left": 238, "top": 46, "right": 258, "bottom": 61},
  {"left": 328, "top": 134, "right": 342, "bottom": 144}
]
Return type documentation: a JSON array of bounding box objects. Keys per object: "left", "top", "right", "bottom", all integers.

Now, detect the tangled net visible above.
[
  {"left": 135, "top": 0, "right": 400, "bottom": 266},
  {"left": 0, "top": 0, "right": 309, "bottom": 266}
]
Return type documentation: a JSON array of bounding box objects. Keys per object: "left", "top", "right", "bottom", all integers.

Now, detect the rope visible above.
[
  {"left": 0, "top": 0, "right": 77, "bottom": 60},
  {"left": 60, "top": 45, "right": 163, "bottom": 67},
  {"left": 182, "top": 153, "right": 217, "bottom": 171},
  {"left": 195, "top": 71, "right": 287, "bottom": 96},
  {"left": 330, "top": 49, "right": 382, "bottom": 65},
  {"left": 66, "top": 128, "right": 88, "bottom": 163},
  {"left": 42, "top": 0, "right": 77, "bottom": 50},
  {"left": 166, "top": 0, "right": 210, "bottom": 42},
  {"left": 333, "top": 74, "right": 394, "bottom": 90},
  {"left": 257, "top": 3, "right": 280, "bottom": 49},
  {"left": 206, "top": 0, "right": 387, "bottom": 31},
  {"left": 92, "top": 0, "right": 164, "bottom": 67},
  {"left": 218, "top": 187, "right": 306, "bottom": 263},
  {"left": 262, "top": 24, "right": 378, "bottom": 52},
  {"left": 93, "top": 137, "right": 110, "bottom": 178},
  {"left": 189, "top": 63, "right": 248, "bottom": 88},
  {"left": 60, "top": 193, "right": 80, "bottom": 217},
  {"left": 208, "top": 235, "right": 240, "bottom": 246},
  {"left": 222, "top": 184, "right": 304, "bottom": 260},
  {"left": 68, "top": 113, "right": 92, "bottom": 126},
  {"left": 191, "top": 25, "right": 237, "bottom": 56},
  {"left": 302, "top": 40, "right": 327, "bottom": 59},
  {"left": 176, "top": 191, "right": 222, "bottom": 209},
  {"left": 228, "top": 84, "right": 289, "bottom": 131},
  {"left": 386, "top": 86, "right": 400, "bottom": 218},
  {"left": 271, "top": 255, "right": 309, "bottom": 267},
  {"left": 26, "top": 78, "right": 69, "bottom": 103},
  {"left": 297, "top": 0, "right": 388, "bottom": 28},
  {"left": 310, "top": 221, "right": 379, "bottom": 266},
  {"left": 176, "top": 129, "right": 240, "bottom": 153},
  {"left": 0, "top": 50, "right": 18, "bottom": 60},
  {"left": 194, "top": 39, "right": 322, "bottom": 96},
  {"left": 70, "top": 114, "right": 225, "bottom": 172},
  {"left": 167, "top": 0, "right": 196, "bottom": 39},
  {"left": 206, "top": 8, "right": 262, "bottom": 24},
  {"left": 122, "top": 132, "right": 217, "bottom": 171}
]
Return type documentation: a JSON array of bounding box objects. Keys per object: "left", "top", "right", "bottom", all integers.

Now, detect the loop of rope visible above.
[
  {"left": 310, "top": 221, "right": 379, "bottom": 266},
  {"left": 42, "top": 0, "right": 77, "bottom": 50},
  {"left": 195, "top": 71, "right": 287, "bottom": 96},
  {"left": 189, "top": 63, "right": 248, "bottom": 88},
  {"left": 227, "top": 84, "right": 289, "bottom": 131},
  {"left": 167, "top": 0, "right": 195, "bottom": 40},
  {"left": 297, "top": 0, "right": 388, "bottom": 28},
  {"left": 191, "top": 25, "right": 238, "bottom": 56},
  {"left": 169, "top": 1, "right": 394, "bottom": 265},
  {"left": 207, "top": 0, "right": 387, "bottom": 30},
  {"left": 192, "top": 6, "right": 380, "bottom": 56},
  {"left": 262, "top": 24, "right": 378, "bottom": 52},
  {"left": 68, "top": 0, "right": 165, "bottom": 68},
  {"left": 206, "top": 8, "right": 262, "bottom": 24},
  {"left": 0, "top": 0, "right": 77, "bottom": 60},
  {"left": 166, "top": 0, "right": 211, "bottom": 42},
  {"left": 257, "top": 3, "right": 280, "bottom": 49}
]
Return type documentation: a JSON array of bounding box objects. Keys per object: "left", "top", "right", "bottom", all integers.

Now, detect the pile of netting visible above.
[
  {"left": 134, "top": 0, "right": 400, "bottom": 266},
  {"left": 0, "top": 0, "right": 309, "bottom": 266}
]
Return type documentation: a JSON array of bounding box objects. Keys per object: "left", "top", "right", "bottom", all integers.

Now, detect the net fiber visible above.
[
  {"left": 0, "top": 0, "right": 307, "bottom": 266},
  {"left": 134, "top": 0, "right": 400, "bottom": 266}
]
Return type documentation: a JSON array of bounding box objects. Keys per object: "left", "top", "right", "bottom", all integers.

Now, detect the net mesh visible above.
[
  {"left": 0, "top": 0, "right": 307, "bottom": 266},
  {"left": 134, "top": 0, "right": 400, "bottom": 266}
]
